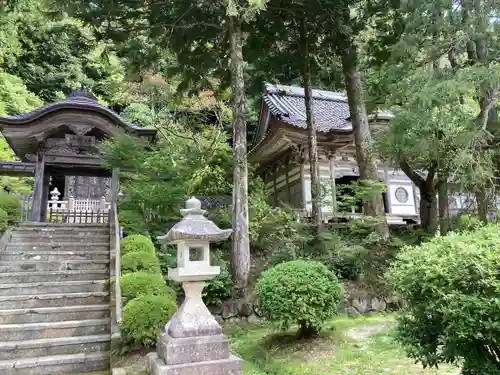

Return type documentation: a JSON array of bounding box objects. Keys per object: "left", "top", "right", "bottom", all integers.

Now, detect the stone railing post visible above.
[{"left": 147, "top": 197, "right": 242, "bottom": 375}]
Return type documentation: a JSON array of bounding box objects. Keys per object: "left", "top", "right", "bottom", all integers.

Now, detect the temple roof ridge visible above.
[{"left": 264, "top": 83, "right": 347, "bottom": 102}]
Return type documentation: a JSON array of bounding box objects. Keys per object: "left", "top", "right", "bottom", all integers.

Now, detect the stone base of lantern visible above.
[
  {"left": 157, "top": 333, "right": 231, "bottom": 365},
  {"left": 147, "top": 352, "right": 242, "bottom": 375}
]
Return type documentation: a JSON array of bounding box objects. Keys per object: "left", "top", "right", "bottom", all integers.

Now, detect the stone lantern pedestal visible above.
[{"left": 147, "top": 197, "right": 242, "bottom": 375}]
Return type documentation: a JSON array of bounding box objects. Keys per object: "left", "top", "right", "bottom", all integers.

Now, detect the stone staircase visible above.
[{"left": 0, "top": 223, "right": 111, "bottom": 375}]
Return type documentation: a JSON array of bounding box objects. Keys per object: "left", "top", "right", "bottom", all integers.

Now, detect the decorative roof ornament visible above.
[{"left": 157, "top": 197, "right": 232, "bottom": 244}]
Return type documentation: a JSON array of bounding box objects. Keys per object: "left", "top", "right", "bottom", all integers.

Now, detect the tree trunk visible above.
[
  {"left": 420, "top": 188, "right": 438, "bottom": 235},
  {"left": 300, "top": 23, "right": 322, "bottom": 229},
  {"left": 475, "top": 188, "right": 489, "bottom": 223},
  {"left": 341, "top": 43, "right": 389, "bottom": 240},
  {"left": 400, "top": 160, "right": 438, "bottom": 235},
  {"left": 437, "top": 175, "right": 450, "bottom": 235},
  {"left": 228, "top": 15, "right": 250, "bottom": 299}
]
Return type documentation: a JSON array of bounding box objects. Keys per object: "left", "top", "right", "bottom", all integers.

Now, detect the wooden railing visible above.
[{"left": 47, "top": 191, "right": 110, "bottom": 224}]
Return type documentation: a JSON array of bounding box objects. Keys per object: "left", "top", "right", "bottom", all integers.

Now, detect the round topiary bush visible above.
[
  {"left": 119, "top": 210, "right": 147, "bottom": 235},
  {"left": 121, "top": 234, "right": 155, "bottom": 255},
  {"left": 122, "top": 251, "right": 161, "bottom": 274},
  {"left": 0, "top": 195, "right": 21, "bottom": 223},
  {"left": 121, "top": 271, "right": 175, "bottom": 300},
  {"left": 121, "top": 294, "right": 177, "bottom": 348},
  {"left": 386, "top": 224, "right": 500, "bottom": 374},
  {"left": 256, "top": 259, "right": 342, "bottom": 337},
  {"left": 0, "top": 208, "right": 8, "bottom": 232}
]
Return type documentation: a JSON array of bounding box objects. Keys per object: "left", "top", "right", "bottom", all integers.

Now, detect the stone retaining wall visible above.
[{"left": 209, "top": 281, "right": 402, "bottom": 324}]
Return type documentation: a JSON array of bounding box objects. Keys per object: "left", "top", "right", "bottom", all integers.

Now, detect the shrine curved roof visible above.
[{"left": 0, "top": 91, "right": 156, "bottom": 138}]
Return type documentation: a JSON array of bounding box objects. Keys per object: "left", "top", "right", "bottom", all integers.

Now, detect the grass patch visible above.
[
  {"left": 113, "top": 314, "right": 461, "bottom": 375},
  {"left": 228, "top": 314, "right": 461, "bottom": 375}
]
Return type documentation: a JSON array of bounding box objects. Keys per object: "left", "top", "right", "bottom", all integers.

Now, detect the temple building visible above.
[
  {"left": 249, "top": 83, "right": 479, "bottom": 224},
  {"left": 0, "top": 91, "right": 156, "bottom": 222}
]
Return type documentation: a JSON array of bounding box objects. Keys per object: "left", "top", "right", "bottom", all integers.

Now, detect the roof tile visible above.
[{"left": 263, "top": 83, "right": 353, "bottom": 133}]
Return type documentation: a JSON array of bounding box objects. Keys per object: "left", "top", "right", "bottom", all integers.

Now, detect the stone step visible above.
[
  {"left": 1, "top": 250, "right": 109, "bottom": 261},
  {"left": 8, "top": 237, "right": 110, "bottom": 245},
  {"left": 0, "top": 260, "right": 109, "bottom": 273},
  {"left": 0, "top": 351, "right": 109, "bottom": 375},
  {"left": 0, "top": 270, "right": 108, "bottom": 283},
  {"left": 0, "top": 318, "right": 110, "bottom": 341},
  {"left": 0, "top": 280, "right": 109, "bottom": 296},
  {"left": 6, "top": 243, "right": 110, "bottom": 251},
  {"left": 12, "top": 228, "right": 109, "bottom": 235},
  {"left": 0, "top": 292, "right": 109, "bottom": 310},
  {"left": 9, "top": 237, "right": 110, "bottom": 245},
  {"left": 16, "top": 223, "right": 108, "bottom": 230},
  {"left": 0, "top": 305, "right": 110, "bottom": 324},
  {"left": 0, "top": 334, "right": 110, "bottom": 360}
]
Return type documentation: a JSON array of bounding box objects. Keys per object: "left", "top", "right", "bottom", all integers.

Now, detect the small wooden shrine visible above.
[{"left": 0, "top": 91, "right": 156, "bottom": 222}]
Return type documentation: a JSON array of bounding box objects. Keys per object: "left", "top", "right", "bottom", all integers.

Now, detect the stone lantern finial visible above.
[{"left": 148, "top": 197, "right": 242, "bottom": 375}]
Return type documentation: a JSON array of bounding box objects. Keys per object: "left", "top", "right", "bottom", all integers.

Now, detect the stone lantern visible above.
[{"left": 147, "top": 197, "right": 242, "bottom": 375}]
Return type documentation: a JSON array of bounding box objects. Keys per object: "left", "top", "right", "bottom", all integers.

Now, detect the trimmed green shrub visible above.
[
  {"left": 119, "top": 209, "right": 147, "bottom": 235},
  {"left": 121, "top": 271, "right": 175, "bottom": 301},
  {"left": 122, "top": 251, "right": 161, "bottom": 274},
  {"left": 256, "top": 259, "right": 342, "bottom": 337},
  {"left": 0, "top": 195, "right": 21, "bottom": 223},
  {"left": 386, "top": 224, "right": 500, "bottom": 373},
  {"left": 121, "top": 234, "right": 155, "bottom": 255},
  {"left": 0, "top": 208, "right": 8, "bottom": 232},
  {"left": 121, "top": 294, "right": 177, "bottom": 348}
]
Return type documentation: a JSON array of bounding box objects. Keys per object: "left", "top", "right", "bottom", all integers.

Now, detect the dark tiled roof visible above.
[
  {"left": 0, "top": 91, "right": 156, "bottom": 137},
  {"left": 263, "top": 83, "right": 353, "bottom": 133}
]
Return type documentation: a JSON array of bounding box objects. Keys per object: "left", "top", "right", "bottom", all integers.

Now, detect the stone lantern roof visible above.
[{"left": 157, "top": 197, "right": 232, "bottom": 244}]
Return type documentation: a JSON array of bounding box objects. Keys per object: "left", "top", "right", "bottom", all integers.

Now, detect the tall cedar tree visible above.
[
  {"left": 334, "top": 2, "right": 390, "bottom": 239},
  {"left": 62, "top": 0, "right": 268, "bottom": 298}
]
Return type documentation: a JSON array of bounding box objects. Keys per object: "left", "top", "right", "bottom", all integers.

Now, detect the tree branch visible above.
[{"left": 400, "top": 159, "right": 425, "bottom": 188}]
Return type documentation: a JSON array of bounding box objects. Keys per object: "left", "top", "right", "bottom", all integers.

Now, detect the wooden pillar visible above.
[
  {"left": 272, "top": 164, "right": 278, "bottom": 207},
  {"left": 31, "top": 152, "right": 46, "bottom": 222},
  {"left": 40, "top": 173, "right": 50, "bottom": 222},
  {"left": 384, "top": 165, "right": 392, "bottom": 214},
  {"left": 285, "top": 159, "right": 291, "bottom": 204},
  {"left": 328, "top": 155, "right": 337, "bottom": 216}
]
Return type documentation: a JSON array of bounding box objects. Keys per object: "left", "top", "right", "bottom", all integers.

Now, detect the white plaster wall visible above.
[{"left": 302, "top": 161, "right": 419, "bottom": 217}]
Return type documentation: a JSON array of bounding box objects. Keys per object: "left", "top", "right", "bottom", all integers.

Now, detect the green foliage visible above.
[
  {"left": 121, "top": 294, "right": 177, "bottom": 349},
  {"left": 0, "top": 194, "right": 21, "bottom": 223},
  {"left": 158, "top": 246, "right": 233, "bottom": 306},
  {"left": 249, "top": 192, "right": 307, "bottom": 262},
  {"left": 202, "top": 252, "right": 233, "bottom": 306},
  {"left": 121, "top": 271, "right": 175, "bottom": 301},
  {"left": 121, "top": 251, "right": 161, "bottom": 274},
  {"left": 119, "top": 210, "right": 147, "bottom": 235},
  {"left": 0, "top": 208, "right": 8, "bottom": 232},
  {"left": 457, "top": 214, "right": 485, "bottom": 232},
  {"left": 121, "top": 234, "right": 155, "bottom": 255},
  {"left": 0, "top": 72, "right": 43, "bottom": 115},
  {"left": 386, "top": 224, "right": 500, "bottom": 372},
  {"left": 256, "top": 260, "right": 342, "bottom": 336},
  {"left": 315, "top": 232, "right": 369, "bottom": 281}
]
